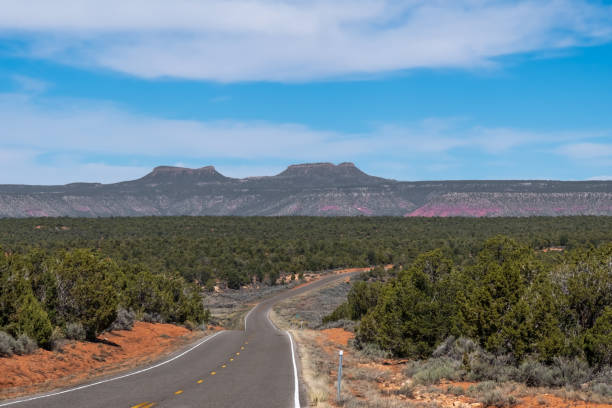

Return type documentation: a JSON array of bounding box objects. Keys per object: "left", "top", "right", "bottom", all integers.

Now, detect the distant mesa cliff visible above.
[{"left": 0, "top": 163, "right": 611, "bottom": 217}]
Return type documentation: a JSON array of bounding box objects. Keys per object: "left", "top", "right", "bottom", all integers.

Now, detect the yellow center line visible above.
[
  {"left": 174, "top": 390, "right": 183, "bottom": 395},
  {"left": 211, "top": 371, "right": 216, "bottom": 375},
  {"left": 197, "top": 379, "right": 204, "bottom": 384},
  {"left": 142, "top": 404, "right": 156, "bottom": 408},
  {"left": 221, "top": 364, "right": 227, "bottom": 368},
  {"left": 240, "top": 346, "right": 245, "bottom": 350},
  {"left": 230, "top": 358, "right": 234, "bottom": 361},
  {"left": 236, "top": 352, "right": 240, "bottom": 355},
  {"left": 131, "top": 403, "right": 151, "bottom": 408}
]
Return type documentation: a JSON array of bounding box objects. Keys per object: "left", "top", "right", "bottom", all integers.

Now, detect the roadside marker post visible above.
[{"left": 337, "top": 350, "right": 343, "bottom": 403}]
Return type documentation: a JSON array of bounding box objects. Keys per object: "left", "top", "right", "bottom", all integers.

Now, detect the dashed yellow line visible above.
[
  {"left": 236, "top": 352, "right": 240, "bottom": 355},
  {"left": 221, "top": 364, "right": 227, "bottom": 368},
  {"left": 174, "top": 390, "right": 183, "bottom": 395},
  {"left": 229, "top": 358, "right": 234, "bottom": 361},
  {"left": 197, "top": 379, "right": 204, "bottom": 384},
  {"left": 211, "top": 371, "right": 216, "bottom": 375},
  {"left": 131, "top": 403, "right": 155, "bottom": 408},
  {"left": 240, "top": 346, "right": 245, "bottom": 350}
]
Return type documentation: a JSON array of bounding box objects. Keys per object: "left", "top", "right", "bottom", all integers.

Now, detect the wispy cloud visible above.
[
  {"left": 556, "top": 142, "right": 612, "bottom": 159},
  {"left": 1, "top": 0, "right": 611, "bottom": 81},
  {"left": 11, "top": 75, "right": 50, "bottom": 93},
  {"left": 0, "top": 92, "right": 610, "bottom": 183}
]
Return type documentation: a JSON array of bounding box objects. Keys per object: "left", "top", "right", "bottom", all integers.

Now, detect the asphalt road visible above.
[{"left": 1, "top": 272, "right": 353, "bottom": 408}]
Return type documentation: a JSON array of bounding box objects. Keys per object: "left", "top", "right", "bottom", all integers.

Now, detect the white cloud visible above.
[
  {"left": 589, "top": 175, "right": 612, "bottom": 181},
  {"left": 0, "top": 92, "right": 610, "bottom": 183},
  {"left": 12, "top": 75, "right": 50, "bottom": 93},
  {"left": 556, "top": 142, "right": 612, "bottom": 159},
  {"left": 0, "top": 147, "right": 148, "bottom": 184},
  {"left": 0, "top": 0, "right": 610, "bottom": 81},
  {"left": 0, "top": 93, "right": 568, "bottom": 160}
]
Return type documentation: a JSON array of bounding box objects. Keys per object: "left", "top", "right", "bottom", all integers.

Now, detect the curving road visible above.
[{"left": 0, "top": 272, "right": 354, "bottom": 408}]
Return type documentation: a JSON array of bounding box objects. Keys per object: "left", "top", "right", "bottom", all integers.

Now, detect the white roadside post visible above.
[{"left": 337, "top": 350, "right": 344, "bottom": 402}]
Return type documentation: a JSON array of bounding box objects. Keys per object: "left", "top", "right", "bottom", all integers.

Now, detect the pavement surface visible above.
[{"left": 0, "top": 272, "right": 354, "bottom": 408}]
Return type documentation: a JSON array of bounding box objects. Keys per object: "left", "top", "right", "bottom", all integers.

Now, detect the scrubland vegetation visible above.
[
  {"left": 324, "top": 237, "right": 611, "bottom": 400},
  {"left": 1, "top": 215, "right": 611, "bottom": 374},
  {"left": 0, "top": 249, "right": 208, "bottom": 355}
]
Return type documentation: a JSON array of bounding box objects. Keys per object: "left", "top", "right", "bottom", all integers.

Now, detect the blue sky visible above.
[{"left": 0, "top": 0, "right": 611, "bottom": 184}]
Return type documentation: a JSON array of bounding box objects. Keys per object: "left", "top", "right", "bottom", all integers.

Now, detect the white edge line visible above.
[
  {"left": 244, "top": 304, "right": 257, "bottom": 331},
  {"left": 0, "top": 330, "right": 225, "bottom": 407},
  {"left": 266, "top": 309, "right": 300, "bottom": 408},
  {"left": 286, "top": 331, "right": 301, "bottom": 408}
]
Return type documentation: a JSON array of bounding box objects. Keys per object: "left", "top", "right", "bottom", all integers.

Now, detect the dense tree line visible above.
[
  {"left": 326, "top": 237, "right": 611, "bottom": 370},
  {"left": 0, "top": 248, "right": 208, "bottom": 355},
  {"left": 1, "top": 216, "right": 611, "bottom": 289}
]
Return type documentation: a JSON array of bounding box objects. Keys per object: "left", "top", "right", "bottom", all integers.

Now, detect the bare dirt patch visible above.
[
  {"left": 289, "top": 328, "right": 612, "bottom": 407},
  {"left": 321, "top": 328, "right": 354, "bottom": 347},
  {"left": 0, "top": 322, "right": 207, "bottom": 400}
]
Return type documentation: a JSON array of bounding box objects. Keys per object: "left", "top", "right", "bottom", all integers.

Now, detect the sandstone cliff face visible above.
[{"left": 0, "top": 163, "right": 610, "bottom": 217}]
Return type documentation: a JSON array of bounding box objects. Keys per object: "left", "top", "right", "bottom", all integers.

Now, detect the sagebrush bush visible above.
[
  {"left": 467, "top": 350, "right": 518, "bottom": 383},
  {"left": 405, "top": 357, "right": 462, "bottom": 385},
  {"left": 591, "top": 383, "right": 612, "bottom": 397},
  {"left": 15, "top": 334, "right": 37, "bottom": 355},
  {"left": 478, "top": 389, "right": 518, "bottom": 407},
  {"left": 0, "top": 331, "right": 17, "bottom": 356},
  {"left": 446, "top": 385, "right": 465, "bottom": 396},
  {"left": 110, "top": 308, "right": 135, "bottom": 331},
  {"left": 65, "top": 322, "right": 86, "bottom": 341},
  {"left": 592, "top": 365, "right": 612, "bottom": 385},
  {"left": 356, "top": 342, "right": 391, "bottom": 360},
  {"left": 50, "top": 326, "right": 66, "bottom": 350},
  {"left": 433, "top": 336, "right": 478, "bottom": 360},
  {"left": 514, "top": 357, "right": 594, "bottom": 388},
  {"left": 395, "top": 383, "right": 415, "bottom": 397},
  {"left": 553, "top": 357, "right": 592, "bottom": 387},
  {"left": 142, "top": 312, "right": 163, "bottom": 324},
  {"left": 516, "top": 359, "right": 561, "bottom": 387}
]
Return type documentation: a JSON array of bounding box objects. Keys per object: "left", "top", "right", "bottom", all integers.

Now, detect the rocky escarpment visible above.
[{"left": 0, "top": 163, "right": 610, "bottom": 217}]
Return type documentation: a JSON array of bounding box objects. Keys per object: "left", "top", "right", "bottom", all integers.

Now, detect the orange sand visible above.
[
  {"left": 321, "top": 328, "right": 355, "bottom": 347},
  {"left": 0, "top": 322, "right": 205, "bottom": 399}
]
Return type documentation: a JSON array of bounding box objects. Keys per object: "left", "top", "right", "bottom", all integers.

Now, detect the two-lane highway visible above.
[{"left": 1, "top": 271, "right": 355, "bottom": 408}]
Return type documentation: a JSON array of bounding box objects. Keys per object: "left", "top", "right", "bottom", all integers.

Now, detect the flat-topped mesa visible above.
[
  {"left": 279, "top": 162, "right": 360, "bottom": 177},
  {"left": 275, "top": 162, "right": 390, "bottom": 186},
  {"left": 141, "top": 165, "right": 230, "bottom": 183}
]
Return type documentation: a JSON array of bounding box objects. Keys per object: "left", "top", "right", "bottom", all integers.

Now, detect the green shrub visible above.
[
  {"left": 52, "top": 250, "right": 123, "bottom": 340},
  {"left": 583, "top": 307, "right": 612, "bottom": 367},
  {"left": 15, "top": 293, "right": 52, "bottom": 348}
]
